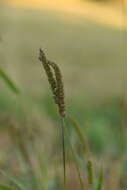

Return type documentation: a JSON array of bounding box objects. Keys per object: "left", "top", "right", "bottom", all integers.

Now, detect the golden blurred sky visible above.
[{"left": 3, "top": 0, "right": 126, "bottom": 29}]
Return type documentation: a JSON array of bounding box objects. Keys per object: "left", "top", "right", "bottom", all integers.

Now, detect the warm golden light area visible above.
[{"left": 3, "top": 0, "right": 125, "bottom": 29}]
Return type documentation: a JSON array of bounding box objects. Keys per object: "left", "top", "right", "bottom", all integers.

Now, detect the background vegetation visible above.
[{"left": 0, "top": 0, "right": 127, "bottom": 189}]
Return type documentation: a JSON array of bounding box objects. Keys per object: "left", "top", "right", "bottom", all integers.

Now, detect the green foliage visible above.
[
  {"left": 64, "top": 119, "right": 85, "bottom": 190},
  {"left": 0, "top": 68, "right": 20, "bottom": 94},
  {"left": 0, "top": 184, "right": 17, "bottom": 190},
  {"left": 0, "top": 170, "right": 28, "bottom": 190},
  {"left": 95, "top": 168, "right": 103, "bottom": 190},
  {"left": 87, "top": 160, "right": 93, "bottom": 186},
  {"left": 67, "top": 116, "right": 89, "bottom": 156},
  {"left": 66, "top": 117, "right": 95, "bottom": 188}
]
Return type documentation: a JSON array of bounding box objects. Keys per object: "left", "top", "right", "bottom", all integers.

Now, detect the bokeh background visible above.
[{"left": 0, "top": 0, "right": 127, "bottom": 189}]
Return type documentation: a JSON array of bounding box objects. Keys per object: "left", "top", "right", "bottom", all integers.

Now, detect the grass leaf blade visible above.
[
  {"left": 0, "top": 170, "right": 27, "bottom": 190},
  {"left": 64, "top": 120, "right": 85, "bottom": 190},
  {"left": 96, "top": 168, "right": 103, "bottom": 190},
  {"left": 0, "top": 68, "right": 20, "bottom": 94},
  {"left": 67, "top": 116, "right": 94, "bottom": 186},
  {"left": 67, "top": 116, "right": 89, "bottom": 157},
  {"left": 0, "top": 184, "right": 17, "bottom": 190}
]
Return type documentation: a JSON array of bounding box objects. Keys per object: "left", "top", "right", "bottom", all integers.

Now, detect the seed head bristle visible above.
[
  {"left": 39, "top": 49, "right": 66, "bottom": 117},
  {"left": 48, "top": 61, "right": 65, "bottom": 117},
  {"left": 39, "top": 49, "right": 57, "bottom": 104},
  {"left": 39, "top": 48, "right": 47, "bottom": 62}
]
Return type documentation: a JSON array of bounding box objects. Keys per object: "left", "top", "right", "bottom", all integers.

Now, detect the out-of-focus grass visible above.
[{"left": 0, "top": 3, "right": 127, "bottom": 189}]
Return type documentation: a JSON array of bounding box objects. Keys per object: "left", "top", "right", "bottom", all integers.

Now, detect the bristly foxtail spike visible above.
[
  {"left": 39, "top": 49, "right": 58, "bottom": 104},
  {"left": 39, "top": 48, "right": 47, "bottom": 62},
  {"left": 38, "top": 49, "right": 66, "bottom": 187},
  {"left": 48, "top": 61, "right": 66, "bottom": 118}
]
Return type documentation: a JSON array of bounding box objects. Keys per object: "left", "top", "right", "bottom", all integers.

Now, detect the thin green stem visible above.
[
  {"left": 60, "top": 117, "right": 66, "bottom": 189},
  {"left": 64, "top": 119, "right": 85, "bottom": 190}
]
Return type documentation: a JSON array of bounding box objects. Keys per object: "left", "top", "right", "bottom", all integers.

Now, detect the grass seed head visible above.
[
  {"left": 39, "top": 49, "right": 58, "bottom": 103},
  {"left": 39, "top": 49, "right": 66, "bottom": 117}
]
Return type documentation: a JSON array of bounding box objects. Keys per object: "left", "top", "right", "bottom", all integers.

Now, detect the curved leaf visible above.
[
  {"left": 67, "top": 116, "right": 94, "bottom": 186},
  {"left": 67, "top": 116, "right": 90, "bottom": 157}
]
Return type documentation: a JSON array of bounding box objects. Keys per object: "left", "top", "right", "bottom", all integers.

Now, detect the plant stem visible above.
[{"left": 60, "top": 116, "right": 66, "bottom": 189}]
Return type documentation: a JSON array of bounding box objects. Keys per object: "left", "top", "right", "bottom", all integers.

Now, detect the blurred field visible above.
[
  {"left": 0, "top": 1, "right": 127, "bottom": 189},
  {"left": 0, "top": 2, "right": 126, "bottom": 101},
  {"left": 4, "top": 0, "right": 126, "bottom": 28}
]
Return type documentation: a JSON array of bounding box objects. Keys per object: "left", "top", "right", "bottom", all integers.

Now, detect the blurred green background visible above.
[{"left": 0, "top": 0, "right": 127, "bottom": 189}]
